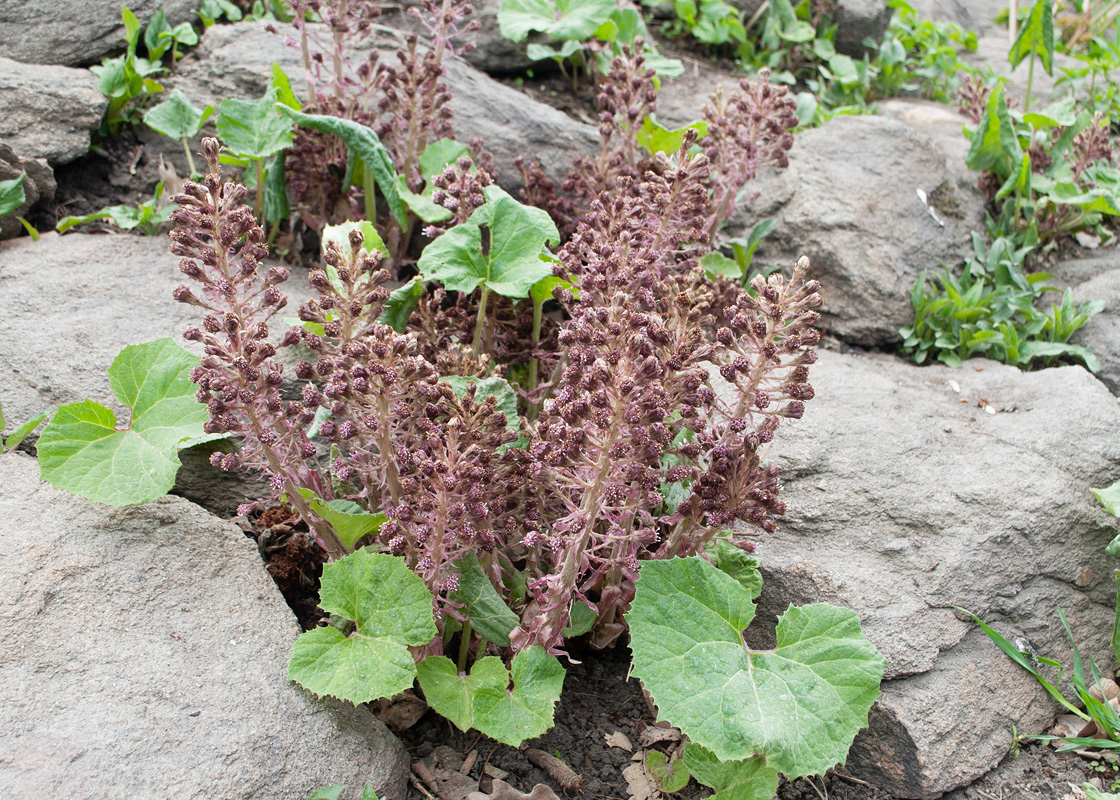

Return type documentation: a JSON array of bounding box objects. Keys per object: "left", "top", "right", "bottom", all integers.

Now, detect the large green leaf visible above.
[
  {"left": 637, "top": 117, "right": 708, "bottom": 156},
  {"left": 1008, "top": 0, "right": 1054, "bottom": 75},
  {"left": 289, "top": 550, "right": 437, "bottom": 704},
  {"left": 277, "top": 105, "right": 406, "bottom": 226},
  {"left": 418, "top": 186, "right": 559, "bottom": 299},
  {"left": 627, "top": 556, "right": 886, "bottom": 778},
  {"left": 379, "top": 276, "right": 425, "bottom": 333},
  {"left": 705, "top": 538, "right": 763, "bottom": 600},
  {"left": 965, "top": 86, "right": 1021, "bottom": 174},
  {"left": 144, "top": 89, "right": 214, "bottom": 140},
  {"left": 416, "top": 646, "right": 565, "bottom": 746},
  {"left": 498, "top": 0, "right": 616, "bottom": 42},
  {"left": 296, "top": 488, "right": 386, "bottom": 552},
  {"left": 0, "top": 173, "right": 26, "bottom": 217},
  {"left": 217, "top": 88, "right": 293, "bottom": 159},
  {"left": 37, "top": 339, "right": 212, "bottom": 506},
  {"left": 450, "top": 552, "right": 520, "bottom": 646},
  {"left": 681, "top": 743, "right": 779, "bottom": 800}
]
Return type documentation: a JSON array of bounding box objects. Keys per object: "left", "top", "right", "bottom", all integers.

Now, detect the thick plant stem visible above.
[
  {"left": 457, "top": 620, "right": 473, "bottom": 673},
  {"left": 472, "top": 286, "right": 491, "bottom": 358},
  {"left": 363, "top": 168, "right": 377, "bottom": 225},
  {"left": 1025, "top": 54, "right": 1035, "bottom": 113},
  {"left": 528, "top": 296, "right": 544, "bottom": 394},
  {"left": 255, "top": 158, "right": 264, "bottom": 220}
]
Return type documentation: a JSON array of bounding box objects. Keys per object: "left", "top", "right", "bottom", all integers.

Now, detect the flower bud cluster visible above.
[
  {"left": 425, "top": 154, "right": 494, "bottom": 236},
  {"left": 511, "top": 159, "right": 822, "bottom": 652},
  {"left": 170, "top": 139, "right": 339, "bottom": 554},
  {"left": 290, "top": 230, "right": 532, "bottom": 608},
  {"left": 563, "top": 43, "right": 656, "bottom": 211},
  {"left": 701, "top": 73, "right": 799, "bottom": 238}
]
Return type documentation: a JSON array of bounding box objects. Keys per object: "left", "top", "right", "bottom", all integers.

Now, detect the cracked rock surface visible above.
[
  {"left": 0, "top": 452, "right": 409, "bottom": 798},
  {"left": 741, "top": 350, "right": 1120, "bottom": 798}
]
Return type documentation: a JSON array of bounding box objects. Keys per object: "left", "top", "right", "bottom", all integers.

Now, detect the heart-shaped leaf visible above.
[
  {"left": 417, "top": 646, "right": 565, "bottom": 746},
  {"left": 289, "top": 550, "right": 437, "bottom": 704},
  {"left": 418, "top": 186, "right": 559, "bottom": 299},
  {"left": 449, "top": 552, "right": 520, "bottom": 646},
  {"left": 144, "top": 89, "right": 214, "bottom": 141},
  {"left": 627, "top": 556, "right": 886, "bottom": 778},
  {"left": 217, "top": 88, "right": 293, "bottom": 160},
  {"left": 37, "top": 339, "right": 216, "bottom": 506},
  {"left": 1008, "top": 0, "right": 1054, "bottom": 74}
]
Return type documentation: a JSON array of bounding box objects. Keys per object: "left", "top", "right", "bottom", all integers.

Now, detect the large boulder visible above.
[
  {"left": 746, "top": 350, "right": 1120, "bottom": 797},
  {"left": 906, "top": 0, "right": 1005, "bottom": 34},
  {"left": 0, "top": 233, "right": 317, "bottom": 514},
  {"left": 171, "top": 21, "right": 598, "bottom": 187},
  {"left": 0, "top": 452, "right": 409, "bottom": 798},
  {"left": 731, "top": 0, "right": 891, "bottom": 55},
  {"left": 1048, "top": 249, "right": 1120, "bottom": 397},
  {"left": 0, "top": 57, "right": 106, "bottom": 165},
  {"left": 736, "top": 114, "right": 985, "bottom": 346},
  {"left": 0, "top": 0, "right": 201, "bottom": 67},
  {"left": 0, "top": 144, "right": 56, "bottom": 240},
  {"left": 383, "top": 0, "right": 536, "bottom": 74}
]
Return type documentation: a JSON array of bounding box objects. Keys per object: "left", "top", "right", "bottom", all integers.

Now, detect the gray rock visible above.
[
  {"left": 654, "top": 62, "right": 741, "bottom": 130},
  {"left": 0, "top": 452, "right": 408, "bottom": 798},
  {"left": 0, "top": 57, "right": 107, "bottom": 165},
  {"left": 0, "top": 144, "right": 55, "bottom": 240},
  {"left": 0, "top": 233, "right": 316, "bottom": 514},
  {"left": 0, "top": 0, "right": 201, "bottom": 67},
  {"left": 171, "top": 21, "right": 598, "bottom": 188},
  {"left": 906, "top": 0, "right": 1005, "bottom": 34},
  {"left": 731, "top": 0, "right": 890, "bottom": 55},
  {"left": 1048, "top": 249, "right": 1120, "bottom": 397},
  {"left": 382, "top": 0, "right": 537, "bottom": 74},
  {"left": 735, "top": 114, "right": 985, "bottom": 346},
  {"left": 746, "top": 350, "right": 1120, "bottom": 797},
  {"left": 833, "top": 0, "right": 893, "bottom": 57}
]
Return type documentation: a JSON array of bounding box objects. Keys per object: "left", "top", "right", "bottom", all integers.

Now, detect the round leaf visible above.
[{"left": 627, "top": 556, "right": 886, "bottom": 778}]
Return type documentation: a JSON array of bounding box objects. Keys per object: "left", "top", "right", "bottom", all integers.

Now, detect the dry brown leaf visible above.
[
  {"left": 638, "top": 726, "right": 682, "bottom": 747},
  {"left": 467, "top": 780, "right": 560, "bottom": 800},
  {"left": 605, "top": 731, "right": 634, "bottom": 751},
  {"left": 622, "top": 762, "right": 660, "bottom": 800},
  {"left": 374, "top": 692, "right": 428, "bottom": 731},
  {"left": 1049, "top": 713, "right": 1097, "bottom": 747}
]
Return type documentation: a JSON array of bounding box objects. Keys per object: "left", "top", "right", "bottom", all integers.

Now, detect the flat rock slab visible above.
[
  {"left": 0, "top": 232, "right": 318, "bottom": 514},
  {"left": 0, "top": 57, "right": 106, "bottom": 165},
  {"left": 0, "top": 452, "right": 408, "bottom": 798},
  {"left": 171, "top": 21, "right": 598, "bottom": 187},
  {"left": 0, "top": 0, "right": 200, "bottom": 67},
  {"left": 738, "top": 114, "right": 985, "bottom": 346},
  {"left": 749, "top": 351, "right": 1120, "bottom": 797}
]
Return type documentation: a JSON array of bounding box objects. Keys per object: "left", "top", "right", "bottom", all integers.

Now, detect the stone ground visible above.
[{"left": 1, "top": 1, "right": 1119, "bottom": 799}]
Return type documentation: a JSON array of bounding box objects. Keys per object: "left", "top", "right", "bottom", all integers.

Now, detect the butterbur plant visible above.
[
  {"left": 41, "top": 42, "right": 885, "bottom": 787},
  {"left": 137, "top": 126, "right": 885, "bottom": 794}
]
